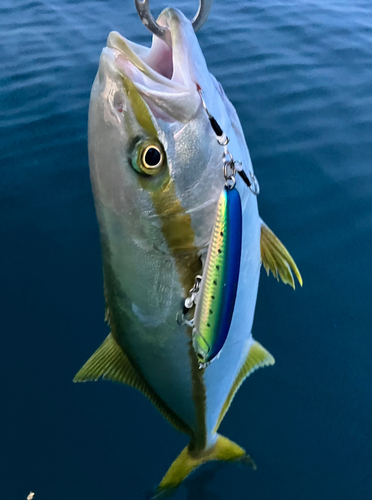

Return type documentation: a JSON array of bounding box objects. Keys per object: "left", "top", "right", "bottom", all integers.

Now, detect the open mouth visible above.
[{"left": 101, "top": 8, "right": 201, "bottom": 121}]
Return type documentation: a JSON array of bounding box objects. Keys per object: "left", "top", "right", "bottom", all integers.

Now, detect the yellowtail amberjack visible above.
[{"left": 74, "top": 0, "right": 302, "bottom": 491}]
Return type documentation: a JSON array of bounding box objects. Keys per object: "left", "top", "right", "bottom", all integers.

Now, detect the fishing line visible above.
[{"left": 196, "top": 83, "right": 260, "bottom": 195}]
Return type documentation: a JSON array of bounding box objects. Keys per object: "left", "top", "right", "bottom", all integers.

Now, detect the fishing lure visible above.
[
  {"left": 184, "top": 87, "right": 259, "bottom": 366},
  {"left": 192, "top": 184, "right": 242, "bottom": 364}
]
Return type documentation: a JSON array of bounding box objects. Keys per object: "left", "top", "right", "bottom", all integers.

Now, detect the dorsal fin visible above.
[
  {"left": 214, "top": 341, "right": 275, "bottom": 432},
  {"left": 73, "top": 334, "right": 191, "bottom": 435},
  {"left": 260, "top": 223, "right": 303, "bottom": 289}
]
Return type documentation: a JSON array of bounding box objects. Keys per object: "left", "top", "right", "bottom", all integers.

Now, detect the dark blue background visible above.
[{"left": 1, "top": 1, "right": 371, "bottom": 498}]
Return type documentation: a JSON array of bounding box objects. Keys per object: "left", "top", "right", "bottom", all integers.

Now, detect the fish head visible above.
[{"left": 89, "top": 7, "right": 254, "bottom": 258}]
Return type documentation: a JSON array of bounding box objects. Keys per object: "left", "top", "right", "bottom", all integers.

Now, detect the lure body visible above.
[{"left": 193, "top": 186, "right": 242, "bottom": 364}]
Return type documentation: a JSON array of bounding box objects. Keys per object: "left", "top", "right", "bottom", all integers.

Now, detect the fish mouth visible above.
[{"left": 103, "top": 8, "right": 202, "bottom": 122}]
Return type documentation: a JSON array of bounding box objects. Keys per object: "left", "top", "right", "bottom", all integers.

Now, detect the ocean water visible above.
[{"left": 1, "top": 0, "right": 371, "bottom": 499}]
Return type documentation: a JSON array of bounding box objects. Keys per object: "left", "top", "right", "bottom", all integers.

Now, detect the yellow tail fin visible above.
[{"left": 158, "top": 434, "right": 255, "bottom": 491}]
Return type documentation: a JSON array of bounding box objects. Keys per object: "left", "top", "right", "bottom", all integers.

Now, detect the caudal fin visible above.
[{"left": 158, "top": 434, "right": 256, "bottom": 492}]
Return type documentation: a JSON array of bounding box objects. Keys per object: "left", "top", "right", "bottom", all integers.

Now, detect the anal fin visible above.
[
  {"left": 214, "top": 341, "right": 275, "bottom": 432},
  {"left": 260, "top": 223, "right": 303, "bottom": 289},
  {"left": 74, "top": 334, "right": 191, "bottom": 435}
]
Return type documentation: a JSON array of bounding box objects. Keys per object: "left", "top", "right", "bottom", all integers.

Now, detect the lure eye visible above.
[
  {"left": 131, "top": 140, "right": 166, "bottom": 176},
  {"left": 142, "top": 145, "right": 162, "bottom": 169}
]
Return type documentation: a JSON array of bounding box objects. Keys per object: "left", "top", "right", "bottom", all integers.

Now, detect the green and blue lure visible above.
[{"left": 192, "top": 185, "right": 242, "bottom": 364}]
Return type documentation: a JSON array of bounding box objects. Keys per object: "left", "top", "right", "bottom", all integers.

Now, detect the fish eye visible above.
[
  {"left": 131, "top": 139, "right": 166, "bottom": 176},
  {"left": 142, "top": 145, "right": 162, "bottom": 169}
]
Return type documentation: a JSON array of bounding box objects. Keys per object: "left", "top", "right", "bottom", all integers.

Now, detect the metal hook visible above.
[{"left": 135, "top": 0, "right": 212, "bottom": 45}]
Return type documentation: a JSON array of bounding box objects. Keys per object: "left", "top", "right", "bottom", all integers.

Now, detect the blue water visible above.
[{"left": 1, "top": 0, "right": 371, "bottom": 499}]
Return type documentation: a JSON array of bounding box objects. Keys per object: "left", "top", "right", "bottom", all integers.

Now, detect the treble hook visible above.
[{"left": 134, "top": 0, "right": 212, "bottom": 45}]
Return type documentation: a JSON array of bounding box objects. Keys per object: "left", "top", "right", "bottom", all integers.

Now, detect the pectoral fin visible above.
[
  {"left": 260, "top": 223, "right": 303, "bottom": 289},
  {"left": 215, "top": 341, "right": 275, "bottom": 432},
  {"left": 73, "top": 334, "right": 191, "bottom": 435}
]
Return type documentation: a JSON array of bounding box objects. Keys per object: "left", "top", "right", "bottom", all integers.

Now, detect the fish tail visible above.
[{"left": 158, "top": 434, "right": 256, "bottom": 492}]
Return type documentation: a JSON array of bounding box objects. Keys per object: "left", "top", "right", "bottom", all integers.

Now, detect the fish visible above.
[{"left": 74, "top": 6, "right": 302, "bottom": 492}]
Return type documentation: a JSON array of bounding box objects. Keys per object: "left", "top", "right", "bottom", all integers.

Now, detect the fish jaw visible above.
[{"left": 105, "top": 7, "right": 213, "bottom": 123}]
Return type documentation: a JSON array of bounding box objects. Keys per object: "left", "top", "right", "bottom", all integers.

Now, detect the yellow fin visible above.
[
  {"left": 215, "top": 341, "right": 275, "bottom": 432},
  {"left": 158, "top": 434, "right": 255, "bottom": 491},
  {"left": 74, "top": 333, "right": 139, "bottom": 385},
  {"left": 73, "top": 334, "right": 190, "bottom": 435},
  {"left": 260, "top": 223, "right": 303, "bottom": 289}
]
